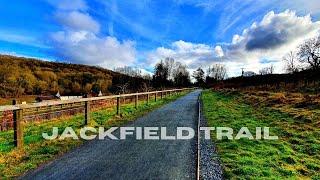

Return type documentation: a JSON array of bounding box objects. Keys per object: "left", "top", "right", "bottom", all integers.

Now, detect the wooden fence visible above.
[{"left": 0, "top": 88, "right": 195, "bottom": 148}]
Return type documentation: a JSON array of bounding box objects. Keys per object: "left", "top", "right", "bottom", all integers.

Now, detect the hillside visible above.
[{"left": 0, "top": 55, "right": 147, "bottom": 97}]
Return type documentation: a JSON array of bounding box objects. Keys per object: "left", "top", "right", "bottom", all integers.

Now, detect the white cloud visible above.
[
  {"left": 147, "top": 40, "right": 222, "bottom": 70},
  {"left": 214, "top": 46, "right": 224, "bottom": 57},
  {"left": 281, "top": 0, "right": 320, "bottom": 16},
  {"left": 51, "top": 31, "right": 136, "bottom": 68},
  {"left": 49, "top": 0, "right": 98, "bottom": 33},
  {"left": 219, "top": 10, "right": 320, "bottom": 75},
  {"left": 243, "top": 10, "right": 318, "bottom": 50},
  {"left": 55, "top": 11, "right": 100, "bottom": 33},
  {"left": 49, "top": 0, "right": 138, "bottom": 69},
  {"left": 215, "top": 0, "right": 320, "bottom": 38},
  {"left": 146, "top": 10, "right": 320, "bottom": 77}
]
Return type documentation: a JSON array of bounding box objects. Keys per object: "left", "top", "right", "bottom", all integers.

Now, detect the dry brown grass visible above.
[{"left": 216, "top": 88, "right": 320, "bottom": 124}]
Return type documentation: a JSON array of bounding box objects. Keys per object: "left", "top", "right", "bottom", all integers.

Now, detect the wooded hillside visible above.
[{"left": 0, "top": 55, "right": 148, "bottom": 97}]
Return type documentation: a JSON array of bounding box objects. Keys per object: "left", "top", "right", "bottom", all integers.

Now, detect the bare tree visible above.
[
  {"left": 207, "top": 64, "right": 227, "bottom": 81},
  {"left": 164, "top": 57, "right": 175, "bottom": 80},
  {"left": 297, "top": 36, "right": 320, "bottom": 70},
  {"left": 259, "top": 68, "right": 267, "bottom": 75},
  {"left": 142, "top": 74, "right": 152, "bottom": 81},
  {"left": 172, "top": 63, "right": 190, "bottom": 87},
  {"left": 117, "top": 83, "right": 129, "bottom": 94},
  {"left": 269, "top": 64, "right": 274, "bottom": 74},
  {"left": 283, "top": 51, "right": 300, "bottom": 73},
  {"left": 259, "top": 65, "right": 274, "bottom": 75},
  {"left": 114, "top": 66, "right": 142, "bottom": 78}
]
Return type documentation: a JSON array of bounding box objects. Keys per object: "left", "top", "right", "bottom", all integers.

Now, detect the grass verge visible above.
[
  {"left": 201, "top": 90, "right": 320, "bottom": 179},
  {"left": 0, "top": 91, "right": 189, "bottom": 178}
]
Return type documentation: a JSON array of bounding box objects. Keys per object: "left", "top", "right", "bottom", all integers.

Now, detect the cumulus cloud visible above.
[
  {"left": 51, "top": 31, "right": 136, "bottom": 68},
  {"left": 48, "top": 0, "right": 137, "bottom": 69},
  {"left": 147, "top": 10, "right": 320, "bottom": 77},
  {"left": 219, "top": 10, "right": 320, "bottom": 75},
  {"left": 55, "top": 11, "right": 100, "bottom": 33},
  {"left": 244, "top": 10, "right": 318, "bottom": 50}
]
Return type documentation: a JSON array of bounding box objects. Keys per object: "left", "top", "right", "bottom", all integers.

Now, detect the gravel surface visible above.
[
  {"left": 21, "top": 90, "right": 202, "bottom": 180},
  {"left": 199, "top": 100, "right": 223, "bottom": 180}
]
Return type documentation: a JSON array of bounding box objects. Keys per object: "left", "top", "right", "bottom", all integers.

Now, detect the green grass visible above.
[
  {"left": 0, "top": 92, "right": 188, "bottom": 178},
  {"left": 201, "top": 90, "right": 320, "bottom": 180}
]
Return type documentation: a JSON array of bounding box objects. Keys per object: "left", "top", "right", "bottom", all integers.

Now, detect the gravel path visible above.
[
  {"left": 21, "top": 90, "right": 202, "bottom": 180},
  {"left": 199, "top": 100, "right": 223, "bottom": 180}
]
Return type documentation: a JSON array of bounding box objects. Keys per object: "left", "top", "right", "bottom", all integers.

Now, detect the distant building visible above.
[
  {"left": 36, "top": 92, "right": 82, "bottom": 102},
  {"left": 59, "top": 96, "right": 82, "bottom": 101}
]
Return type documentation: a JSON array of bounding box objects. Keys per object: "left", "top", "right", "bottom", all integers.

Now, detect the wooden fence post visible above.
[
  {"left": 84, "top": 94, "right": 90, "bottom": 125},
  {"left": 117, "top": 93, "right": 120, "bottom": 115},
  {"left": 147, "top": 93, "right": 149, "bottom": 105},
  {"left": 161, "top": 91, "right": 163, "bottom": 99},
  {"left": 13, "top": 100, "right": 23, "bottom": 148},
  {"left": 154, "top": 92, "right": 157, "bottom": 102},
  {"left": 135, "top": 92, "right": 138, "bottom": 109}
]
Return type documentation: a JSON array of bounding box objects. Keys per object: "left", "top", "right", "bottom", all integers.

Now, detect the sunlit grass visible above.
[{"left": 202, "top": 90, "right": 320, "bottom": 179}]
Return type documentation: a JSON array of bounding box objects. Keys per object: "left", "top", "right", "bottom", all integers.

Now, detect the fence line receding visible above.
[{"left": 0, "top": 88, "right": 195, "bottom": 148}]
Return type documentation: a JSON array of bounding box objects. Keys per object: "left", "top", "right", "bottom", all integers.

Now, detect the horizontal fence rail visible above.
[
  {"left": 0, "top": 88, "right": 194, "bottom": 112},
  {"left": 0, "top": 88, "right": 196, "bottom": 148}
]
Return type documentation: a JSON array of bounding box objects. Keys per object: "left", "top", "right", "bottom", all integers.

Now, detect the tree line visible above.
[
  {"left": 216, "top": 35, "right": 320, "bottom": 91},
  {"left": 114, "top": 57, "right": 228, "bottom": 89},
  {"left": 1, "top": 55, "right": 220, "bottom": 98}
]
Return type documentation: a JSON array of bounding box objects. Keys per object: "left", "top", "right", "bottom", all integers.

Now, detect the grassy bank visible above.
[
  {"left": 0, "top": 91, "right": 188, "bottom": 178},
  {"left": 202, "top": 90, "right": 320, "bottom": 179}
]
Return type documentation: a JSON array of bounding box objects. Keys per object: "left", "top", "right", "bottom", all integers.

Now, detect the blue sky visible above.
[{"left": 0, "top": 0, "right": 320, "bottom": 76}]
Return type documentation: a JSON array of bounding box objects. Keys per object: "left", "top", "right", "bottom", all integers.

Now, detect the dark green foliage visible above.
[
  {"left": 153, "top": 60, "right": 170, "bottom": 88},
  {"left": 192, "top": 68, "right": 205, "bottom": 87}
]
